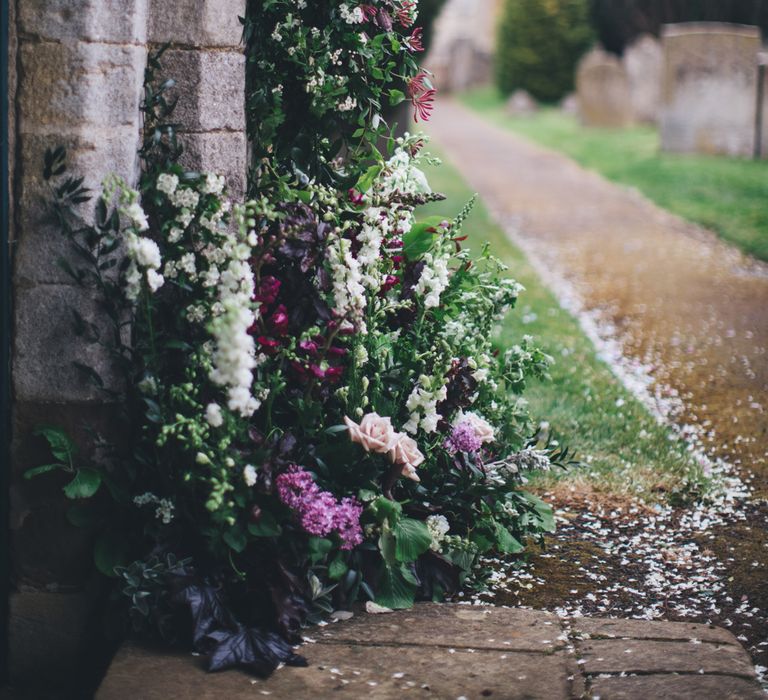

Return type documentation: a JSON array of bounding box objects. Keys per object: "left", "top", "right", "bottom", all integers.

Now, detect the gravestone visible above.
[
  {"left": 576, "top": 48, "right": 633, "bottom": 127},
  {"left": 660, "top": 23, "right": 760, "bottom": 157},
  {"left": 560, "top": 93, "right": 578, "bottom": 115},
  {"left": 623, "top": 34, "right": 662, "bottom": 124},
  {"left": 506, "top": 89, "right": 538, "bottom": 116}
]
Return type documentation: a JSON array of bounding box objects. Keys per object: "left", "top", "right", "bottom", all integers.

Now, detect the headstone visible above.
[
  {"left": 425, "top": 0, "right": 500, "bottom": 92},
  {"left": 623, "top": 34, "right": 662, "bottom": 124},
  {"left": 576, "top": 48, "right": 633, "bottom": 127},
  {"left": 506, "top": 89, "right": 538, "bottom": 116},
  {"left": 660, "top": 23, "right": 760, "bottom": 157}
]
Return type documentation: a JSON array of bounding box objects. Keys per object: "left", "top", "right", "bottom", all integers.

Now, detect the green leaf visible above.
[
  {"left": 67, "top": 502, "right": 101, "bottom": 529},
  {"left": 369, "top": 496, "right": 402, "bottom": 526},
  {"left": 375, "top": 563, "right": 417, "bottom": 609},
  {"left": 328, "top": 556, "right": 348, "bottom": 581},
  {"left": 393, "top": 518, "right": 432, "bottom": 563},
  {"left": 521, "top": 492, "right": 556, "bottom": 533},
  {"left": 94, "top": 528, "right": 129, "bottom": 577},
  {"left": 62, "top": 469, "right": 102, "bottom": 499},
  {"left": 402, "top": 216, "right": 447, "bottom": 259},
  {"left": 388, "top": 89, "right": 405, "bottom": 106},
  {"left": 247, "top": 511, "right": 282, "bottom": 537},
  {"left": 34, "top": 426, "right": 76, "bottom": 463},
  {"left": 355, "top": 164, "right": 382, "bottom": 194},
  {"left": 308, "top": 536, "right": 333, "bottom": 564},
  {"left": 23, "top": 463, "right": 65, "bottom": 480},
  {"left": 223, "top": 528, "right": 247, "bottom": 553},
  {"left": 494, "top": 521, "right": 524, "bottom": 554}
]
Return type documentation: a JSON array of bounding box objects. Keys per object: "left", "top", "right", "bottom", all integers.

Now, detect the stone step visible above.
[{"left": 96, "top": 604, "right": 766, "bottom": 700}]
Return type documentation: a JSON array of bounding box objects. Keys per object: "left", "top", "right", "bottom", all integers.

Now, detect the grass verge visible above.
[
  {"left": 418, "top": 144, "right": 706, "bottom": 507},
  {"left": 460, "top": 86, "right": 768, "bottom": 263}
]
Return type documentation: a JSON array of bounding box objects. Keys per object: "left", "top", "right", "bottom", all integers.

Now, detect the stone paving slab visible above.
[
  {"left": 95, "top": 604, "right": 763, "bottom": 699},
  {"left": 571, "top": 617, "right": 738, "bottom": 645}
]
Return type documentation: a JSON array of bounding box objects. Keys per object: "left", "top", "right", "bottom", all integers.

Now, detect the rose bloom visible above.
[
  {"left": 388, "top": 433, "right": 425, "bottom": 482},
  {"left": 344, "top": 413, "right": 397, "bottom": 454},
  {"left": 458, "top": 411, "right": 495, "bottom": 444}
]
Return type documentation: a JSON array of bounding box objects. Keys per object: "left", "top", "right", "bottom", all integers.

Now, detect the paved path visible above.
[
  {"left": 97, "top": 605, "right": 765, "bottom": 699},
  {"left": 428, "top": 99, "right": 768, "bottom": 492}
]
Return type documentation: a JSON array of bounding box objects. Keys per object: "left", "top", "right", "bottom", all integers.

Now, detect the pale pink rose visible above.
[
  {"left": 344, "top": 413, "right": 397, "bottom": 454},
  {"left": 388, "top": 433, "right": 425, "bottom": 470},
  {"left": 461, "top": 412, "right": 495, "bottom": 444},
  {"left": 401, "top": 463, "right": 421, "bottom": 482}
]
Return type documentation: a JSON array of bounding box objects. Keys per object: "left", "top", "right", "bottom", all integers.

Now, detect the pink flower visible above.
[
  {"left": 344, "top": 413, "right": 398, "bottom": 454},
  {"left": 412, "top": 88, "right": 435, "bottom": 122},
  {"left": 404, "top": 27, "right": 424, "bottom": 52},
  {"left": 388, "top": 433, "right": 425, "bottom": 482},
  {"left": 456, "top": 412, "right": 495, "bottom": 444}
]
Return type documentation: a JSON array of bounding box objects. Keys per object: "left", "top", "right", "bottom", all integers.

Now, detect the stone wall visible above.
[
  {"left": 6, "top": 0, "right": 245, "bottom": 690},
  {"left": 660, "top": 22, "right": 761, "bottom": 157}
]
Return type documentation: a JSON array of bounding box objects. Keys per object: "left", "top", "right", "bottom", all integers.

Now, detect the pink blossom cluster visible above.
[{"left": 276, "top": 466, "right": 363, "bottom": 549}]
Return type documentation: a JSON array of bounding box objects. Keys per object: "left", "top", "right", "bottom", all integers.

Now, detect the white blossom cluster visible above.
[
  {"left": 414, "top": 251, "right": 450, "bottom": 308},
  {"left": 208, "top": 204, "right": 260, "bottom": 417},
  {"left": 133, "top": 492, "right": 175, "bottom": 524},
  {"left": 339, "top": 3, "right": 364, "bottom": 24},
  {"left": 403, "top": 377, "right": 448, "bottom": 434},
  {"left": 327, "top": 232, "right": 367, "bottom": 332},
  {"left": 426, "top": 514, "right": 450, "bottom": 551}
]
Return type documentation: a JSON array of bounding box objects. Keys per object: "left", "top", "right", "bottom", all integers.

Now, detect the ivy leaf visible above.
[
  {"left": 62, "top": 469, "right": 102, "bottom": 499},
  {"left": 205, "top": 624, "right": 307, "bottom": 677},
  {"left": 23, "top": 463, "right": 65, "bottom": 480},
  {"left": 34, "top": 426, "right": 76, "bottom": 464},
  {"left": 393, "top": 518, "right": 432, "bottom": 563}
]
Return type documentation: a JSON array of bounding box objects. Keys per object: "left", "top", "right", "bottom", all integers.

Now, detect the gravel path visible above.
[
  {"left": 427, "top": 99, "right": 768, "bottom": 686},
  {"left": 427, "top": 99, "right": 768, "bottom": 492}
]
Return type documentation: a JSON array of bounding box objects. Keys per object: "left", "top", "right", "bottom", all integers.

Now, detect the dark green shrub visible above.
[{"left": 495, "top": 0, "right": 594, "bottom": 103}]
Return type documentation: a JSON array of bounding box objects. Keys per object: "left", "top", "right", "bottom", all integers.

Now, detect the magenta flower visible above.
[{"left": 444, "top": 420, "right": 483, "bottom": 454}]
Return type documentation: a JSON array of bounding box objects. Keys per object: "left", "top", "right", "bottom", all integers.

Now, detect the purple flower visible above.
[
  {"left": 275, "top": 466, "right": 363, "bottom": 549},
  {"left": 444, "top": 420, "right": 483, "bottom": 454}
]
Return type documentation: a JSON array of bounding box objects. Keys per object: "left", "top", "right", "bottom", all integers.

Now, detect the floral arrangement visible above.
[{"left": 30, "top": 1, "right": 564, "bottom": 677}]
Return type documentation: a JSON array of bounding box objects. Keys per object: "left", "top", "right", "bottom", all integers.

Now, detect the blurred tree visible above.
[
  {"left": 495, "top": 0, "right": 594, "bottom": 102},
  {"left": 591, "top": 0, "right": 768, "bottom": 55},
  {"left": 418, "top": 0, "right": 447, "bottom": 53}
]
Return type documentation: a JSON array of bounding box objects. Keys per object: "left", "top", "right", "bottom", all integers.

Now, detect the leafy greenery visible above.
[
  {"left": 418, "top": 145, "right": 708, "bottom": 505},
  {"left": 461, "top": 89, "right": 768, "bottom": 262},
  {"left": 495, "top": 0, "right": 593, "bottom": 102}
]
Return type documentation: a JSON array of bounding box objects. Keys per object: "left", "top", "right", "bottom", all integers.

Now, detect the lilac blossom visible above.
[
  {"left": 444, "top": 420, "right": 483, "bottom": 454},
  {"left": 276, "top": 466, "right": 363, "bottom": 549}
]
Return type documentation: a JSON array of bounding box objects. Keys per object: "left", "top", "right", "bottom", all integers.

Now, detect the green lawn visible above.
[
  {"left": 418, "top": 145, "right": 706, "bottom": 507},
  {"left": 461, "top": 87, "right": 768, "bottom": 263}
]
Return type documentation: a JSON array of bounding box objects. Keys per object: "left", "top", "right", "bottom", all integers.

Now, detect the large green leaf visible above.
[
  {"left": 328, "top": 555, "right": 348, "bottom": 581},
  {"left": 62, "top": 469, "right": 102, "bottom": 499},
  {"left": 247, "top": 510, "right": 282, "bottom": 537},
  {"left": 494, "top": 521, "right": 524, "bottom": 554},
  {"left": 223, "top": 528, "right": 247, "bottom": 553},
  {"left": 393, "top": 518, "right": 432, "bottom": 563},
  {"left": 522, "top": 492, "right": 556, "bottom": 533},
  {"left": 375, "top": 563, "right": 417, "bottom": 609},
  {"left": 369, "top": 496, "right": 402, "bottom": 526}
]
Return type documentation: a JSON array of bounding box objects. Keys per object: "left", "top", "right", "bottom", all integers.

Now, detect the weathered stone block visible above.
[
  {"left": 181, "top": 131, "right": 247, "bottom": 199},
  {"left": 18, "top": 39, "right": 145, "bottom": 133},
  {"left": 19, "top": 0, "right": 149, "bottom": 44},
  {"left": 14, "top": 129, "right": 140, "bottom": 286},
  {"left": 660, "top": 23, "right": 761, "bottom": 156},
  {"left": 148, "top": 0, "right": 245, "bottom": 48},
  {"left": 572, "top": 616, "right": 737, "bottom": 645},
  {"left": 576, "top": 48, "right": 633, "bottom": 128},
  {"left": 317, "top": 603, "right": 564, "bottom": 652},
  {"left": 13, "top": 284, "right": 123, "bottom": 403},
  {"left": 161, "top": 49, "right": 245, "bottom": 132}
]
